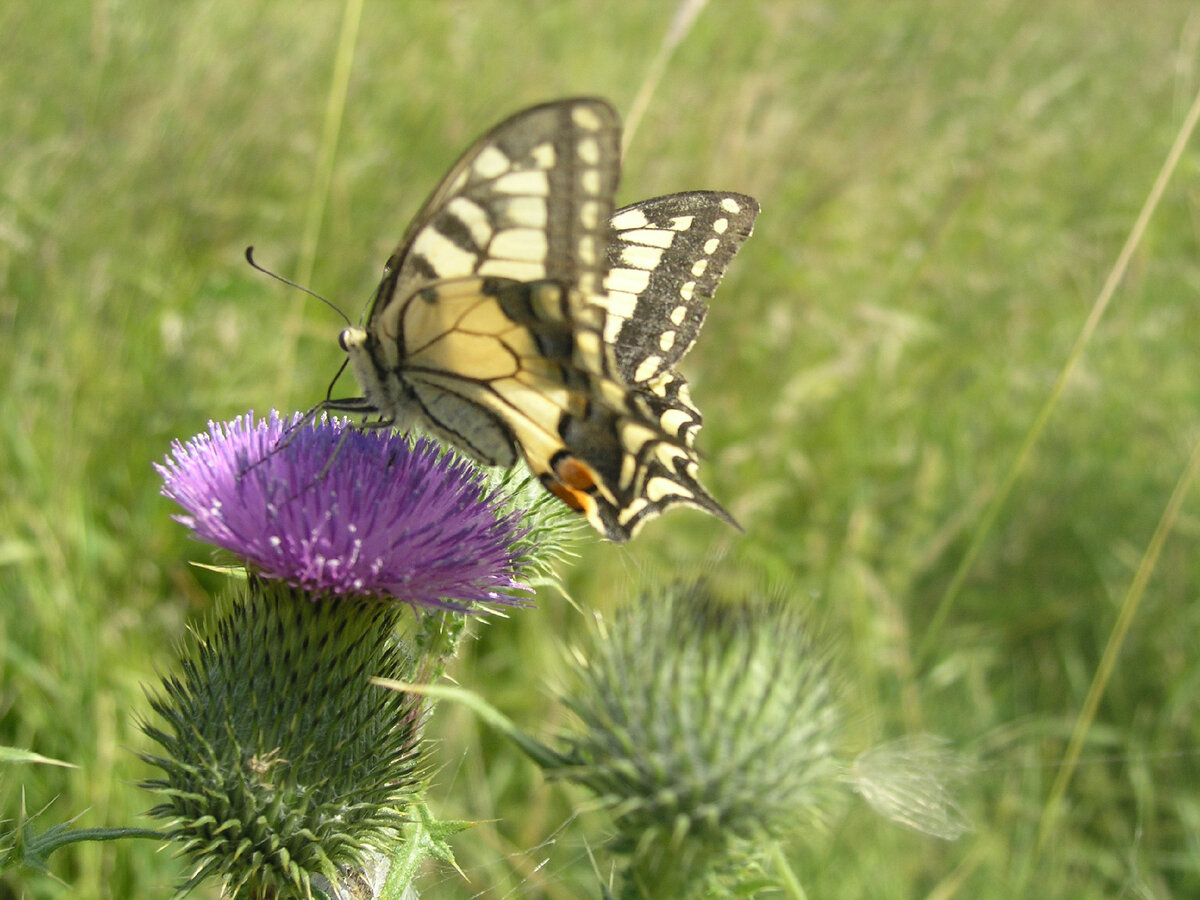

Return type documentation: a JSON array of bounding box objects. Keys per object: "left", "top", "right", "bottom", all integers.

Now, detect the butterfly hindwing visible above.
[
  {"left": 462, "top": 280, "right": 735, "bottom": 541},
  {"left": 332, "top": 100, "right": 756, "bottom": 541}
]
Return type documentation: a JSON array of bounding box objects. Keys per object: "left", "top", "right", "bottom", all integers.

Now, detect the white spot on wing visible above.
[
  {"left": 691, "top": 259, "right": 708, "bottom": 276},
  {"left": 473, "top": 146, "right": 511, "bottom": 180},
  {"left": 668, "top": 215, "right": 695, "bottom": 231},
  {"left": 619, "top": 497, "right": 649, "bottom": 525},
  {"left": 575, "top": 330, "right": 603, "bottom": 365},
  {"left": 660, "top": 407, "right": 695, "bottom": 436},
  {"left": 669, "top": 305, "right": 688, "bottom": 326},
  {"left": 578, "top": 137, "right": 600, "bottom": 165},
  {"left": 633, "top": 355, "right": 663, "bottom": 383},
  {"left": 581, "top": 170, "right": 601, "bottom": 195},
  {"left": 680, "top": 281, "right": 696, "bottom": 301},
  {"left": 572, "top": 104, "right": 602, "bottom": 130},
  {"left": 604, "top": 267, "right": 651, "bottom": 296},
  {"left": 494, "top": 170, "right": 549, "bottom": 195},
  {"left": 659, "top": 330, "right": 676, "bottom": 352},
  {"left": 621, "top": 244, "right": 664, "bottom": 269},
  {"left": 598, "top": 290, "right": 637, "bottom": 322},
  {"left": 579, "top": 200, "right": 601, "bottom": 230},
  {"left": 603, "top": 310, "right": 625, "bottom": 343},
  {"left": 646, "top": 475, "right": 692, "bottom": 502},
  {"left": 720, "top": 197, "right": 742, "bottom": 214},
  {"left": 611, "top": 208, "right": 650, "bottom": 230},
  {"left": 619, "top": 228, "right": 676, "bottom": 249},
  {"left": 712, "top": 217, "right": 729, "bottom": 234},
  {"left": 619, "top": 451, "right": 638, "bottom": 487},
  {"left": 529, "top": 142, "right": 556, "bottom": 169},
  {"left": 621, "top": 420, "right": 658, "bottom": 452},
  {"left": 703, "top": 237, "right": 720, "bottom": 255},
  {"left": 412, "top": 227, "right": 479, "bottom": 278},
  {"left": 490, "top": 228, "right": 548, "bottom": 262},
  {"left": 502, "top": 196, "right": 548, "bottom": 228}
]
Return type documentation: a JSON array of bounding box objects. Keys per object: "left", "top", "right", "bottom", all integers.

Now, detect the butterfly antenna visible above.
[{"left": 245, "top": 246, "right": 351, "bottom": 327}]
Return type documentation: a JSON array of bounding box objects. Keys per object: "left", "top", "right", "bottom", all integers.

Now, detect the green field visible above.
[{"left": 4, "top": 1, "right": 1200, "bottom": 897}]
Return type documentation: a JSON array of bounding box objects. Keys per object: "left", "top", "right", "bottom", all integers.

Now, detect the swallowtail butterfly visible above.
[{"left": 331, "top": 98, "right": 758, "bottom": 541}]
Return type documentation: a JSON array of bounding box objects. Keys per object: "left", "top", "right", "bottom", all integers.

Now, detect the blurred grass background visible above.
[{"left": 3, "top": 0, "right": 1200, "bottom": 897}]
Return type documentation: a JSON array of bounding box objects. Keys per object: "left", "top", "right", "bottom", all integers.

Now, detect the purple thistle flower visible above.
[{"left": 156, "top": 411, "right": 533, "bottom": 611}]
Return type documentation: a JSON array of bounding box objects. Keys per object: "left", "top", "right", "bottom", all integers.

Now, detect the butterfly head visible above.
[
  {"left": 337, "top": 324, "right": 393, "bottom": 421},
  {"left": 338, "top": 326, "right": 368, "bottom": 353},
  {"left": 338, "top": 325, "right": 374, "bottom": 394}
]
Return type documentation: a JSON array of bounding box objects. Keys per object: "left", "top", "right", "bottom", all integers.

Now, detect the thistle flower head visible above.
[
  {"left": 140, "top": 578, "right": 427, "bottom": 898},
  {"left": 554, "top": 581, "right": 842, "bottom": 896},
  {"left": 156, "top": 411, "right": 533, "bottom": 611}
]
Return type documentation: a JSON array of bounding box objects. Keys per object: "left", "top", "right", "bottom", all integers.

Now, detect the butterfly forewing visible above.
[
  {"left": 348, "top": 98, "right": 621, "bottom": 468},
  {"left": 381, "top": 98, "right": 621, "bottom": 310},
  {"left": 601, "top": 191, "right": 759, "bottom": 385}
]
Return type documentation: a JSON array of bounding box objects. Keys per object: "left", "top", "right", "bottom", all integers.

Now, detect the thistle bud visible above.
[
  {"left": 553, "top": 582, "right": 842, "bottom": 897},
  {"left": 140, "top": 578, "right": 427, "bottom": 898}
]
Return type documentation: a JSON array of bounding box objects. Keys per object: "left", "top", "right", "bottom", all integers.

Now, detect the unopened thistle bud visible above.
[
  {"left": 140, "top": 578, "right": 427, "bottom": 899},
  {"left": 553, "top": 582, "right": 842, "bottom": 898}
]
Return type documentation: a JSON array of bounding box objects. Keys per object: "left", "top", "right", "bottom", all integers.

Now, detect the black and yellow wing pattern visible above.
[
  {"left": 334, "top": 98, "right": 758, "bottom": 541},
  {"left": 596, "top": 190, "right": 759, "bottom": 536}
]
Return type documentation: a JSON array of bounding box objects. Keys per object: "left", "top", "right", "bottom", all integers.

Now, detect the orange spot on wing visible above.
[
  {"left": 554, "top": 456, "right": 599, "bottom": 492},
  {"left": 547, "top": 480, "right": 589, "bottom": 512},
  {"left": 542, "top": 456, "right": 600, "bottom": 513}
]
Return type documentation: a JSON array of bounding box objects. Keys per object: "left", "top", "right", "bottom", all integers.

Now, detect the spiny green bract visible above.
[
  {"left": 555, "top": 581, "right": 841, "bottom": 898},
  {"left": 139, "top": 578, "right": 427, "bottom": 899}
]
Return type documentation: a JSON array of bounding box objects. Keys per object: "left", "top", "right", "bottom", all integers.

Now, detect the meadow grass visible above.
[{"left": 3, "top": 1, "right": 1200, "bottom": 897}]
